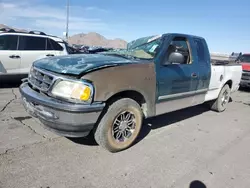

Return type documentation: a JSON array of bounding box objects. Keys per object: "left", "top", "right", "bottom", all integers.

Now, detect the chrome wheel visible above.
[
  {"left": 94, "top": 98, "right": 143, "bottom": 152},
  {"left": 221, "top": 90, "right": 229, "bottom": 107},
  {"left": 112, "top": 111, "right": 136, "bottom": 142}
]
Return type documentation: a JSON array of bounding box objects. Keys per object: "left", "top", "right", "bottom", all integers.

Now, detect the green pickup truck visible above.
[{"left": 19, "top": 33, "right": 242, "bottom": 152}]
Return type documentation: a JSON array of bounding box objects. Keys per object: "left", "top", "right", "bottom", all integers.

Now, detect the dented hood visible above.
[{"left": 33, "top": 53, "right": 138, "bottom": 76}]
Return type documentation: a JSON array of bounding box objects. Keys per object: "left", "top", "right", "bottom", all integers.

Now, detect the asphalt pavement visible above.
[{"left": 0, "top": 83, "right": 250, "bottom": 188}]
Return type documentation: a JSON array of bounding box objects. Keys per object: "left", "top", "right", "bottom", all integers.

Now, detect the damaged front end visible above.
[{"left": 19, "top": 66, "right": 105, "bottom": 137}]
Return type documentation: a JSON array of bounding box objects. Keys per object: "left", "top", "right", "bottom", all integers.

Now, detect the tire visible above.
[
  {"left": 210, "top": 84, "right": 231, "bottom": 112},
  {"left": 94, "top": 98, "right": 143, "bottom": 152}
]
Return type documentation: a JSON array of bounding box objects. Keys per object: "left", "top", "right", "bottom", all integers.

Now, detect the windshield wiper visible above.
[
  {"left": 103, "top": 53, "right": 132, "bottom": 59},
  {"left": 104, "top": 52, "right": 152, "bottom": 61}
]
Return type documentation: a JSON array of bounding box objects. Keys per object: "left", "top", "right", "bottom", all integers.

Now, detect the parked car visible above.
[
  {"left": 19, "top": 33, "right": 242, "bottom": 152},
  {"left": 0, "top": 29, "right": 75, "bottom": 79},
  {"left": 79, "top": 45, "right": 90, "bottom": 53},
  {"left": 237, "top": 53, "right": 250, "bottom": 88},
  {"left": 72, "top": 44, "right": 82, "bottom": 50}
]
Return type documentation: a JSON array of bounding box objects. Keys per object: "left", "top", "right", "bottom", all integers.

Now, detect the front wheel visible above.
[
  {"left": 210, "top": 84, "right": 231, "bottom": 112},
  {"left": 94, "top": 98, "right": 143, "bottom": 152}
]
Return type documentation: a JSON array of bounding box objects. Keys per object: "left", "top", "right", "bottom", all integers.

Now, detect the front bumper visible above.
[
  {"left": 240, "top": 80, "right": 250, "bottom": 87},
  {"left": 19, "top": 82, "right": 105, "bottom": 137},
  {"left": 240, "top": 71, "right": 250, "bottom": 87}
]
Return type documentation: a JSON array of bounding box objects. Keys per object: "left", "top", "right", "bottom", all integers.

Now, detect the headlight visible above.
[{"left": 51, "top": 80, "right": 93, "bottom": 102}]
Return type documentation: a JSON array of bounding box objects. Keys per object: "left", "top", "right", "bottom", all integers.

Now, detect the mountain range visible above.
[
  {"left": 0, "top": 24, "right": 128, "bottom": 49},
  {"left": 68, "top": 32, "right": 127, "bottom": 49}
]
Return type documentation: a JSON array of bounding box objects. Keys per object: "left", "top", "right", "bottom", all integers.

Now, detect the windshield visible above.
[
  {"left": 127, "top": 35, "right": 157, "bottom": 50},
  {"left": 239, "top": 55, "right": 250, "bottom": 63},
  {"left": 104, "top": 36, "right": 162, "bottom": 60}
]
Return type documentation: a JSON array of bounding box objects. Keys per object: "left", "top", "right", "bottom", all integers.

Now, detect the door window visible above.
[
  {"left": 0, "top": 35, "right": 18, "bottom": 50},
  {"left": 46, "top": 38, "right": 63, "bottom": 51},
  {"left": 165, "top": 37, "right": 191, "bottom": 64},
  {"left": 19, "top": 36, "right": 46, "bottom": 50}
]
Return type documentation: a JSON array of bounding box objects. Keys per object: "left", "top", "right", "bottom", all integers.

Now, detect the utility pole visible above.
[{"left": 66, "top": 0, "right": 69, "bottom": 41}]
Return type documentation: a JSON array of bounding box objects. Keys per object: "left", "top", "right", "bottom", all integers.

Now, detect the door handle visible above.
[
  {"left": 191, "top": 73, "right": 197, "bottom": 78},
  {"left": 46, "top": 54, "right": 55, "bottom": 57},
  {"left": 9, "top": 55, "right": 20, "bottom": 59}
]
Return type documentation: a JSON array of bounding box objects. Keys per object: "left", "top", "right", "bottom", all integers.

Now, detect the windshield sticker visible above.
[
  {"left": 147, "top": 34, "right": 162, "bottom": 43},
  {"left": 149, "top": 45, "right": 158, "bottom": 53}
]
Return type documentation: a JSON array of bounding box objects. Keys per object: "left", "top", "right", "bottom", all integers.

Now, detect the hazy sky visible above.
[{"left": 0, "top": 0, "right": 249, "bottom": 53}]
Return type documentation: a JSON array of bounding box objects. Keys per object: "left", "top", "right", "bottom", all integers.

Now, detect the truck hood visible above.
[
  {"left": 240, "top": 63, "right": 250, "bottom": 71},
  {"left": 33, "top": 54, "right": 139, "bottom": 76}
]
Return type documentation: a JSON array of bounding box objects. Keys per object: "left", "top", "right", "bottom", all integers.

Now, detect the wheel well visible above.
[
  {"left": 225, "top": 80, "right": 232, "bottom": 89},
  {"left": 106, "top": 90, "right": 147, "bottom": 117}
]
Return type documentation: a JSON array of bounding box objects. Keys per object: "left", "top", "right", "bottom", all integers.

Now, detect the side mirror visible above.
[{"left": 164, "top": 52, "right": 185, "bottom": 65}]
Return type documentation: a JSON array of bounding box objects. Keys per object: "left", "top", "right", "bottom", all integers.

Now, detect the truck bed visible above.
[
  {"left": 211, "top": 60, "right": 241, "bottom": 66},
  {"left": 205, "top": 64, "right": 242, "bottom": 101}
]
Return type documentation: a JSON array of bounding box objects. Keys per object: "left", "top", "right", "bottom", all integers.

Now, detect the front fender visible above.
[{"left": 81, "top": 62, "right": 157, "bottom": 117}]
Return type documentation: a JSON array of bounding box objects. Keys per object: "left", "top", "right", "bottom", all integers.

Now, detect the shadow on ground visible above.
[
  {"left": 134, "top": 104, "right": 209, "bottom": 145},
  {"left": 69, "top": 104, "right": 210, "bottom": 147},
  {"left": 69, "top": 133, "right": 98, "bottom": 146},
  {"left": 0, "top": 75, "right": 26, "bottom": 88},
  {"left": 239, "top": 86, "right": 250, "bottom": 92},
  {"left": 189, "top": 180, "right": 207, "bottom": 188}
]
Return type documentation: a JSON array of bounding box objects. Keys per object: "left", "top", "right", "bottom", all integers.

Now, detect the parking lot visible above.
[{"left": 1, "top": 83, "right": 250, "bottom": 188}]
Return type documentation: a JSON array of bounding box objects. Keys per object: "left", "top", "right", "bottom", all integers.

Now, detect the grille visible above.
[
  {"left": 28, "top": 67, "right": 54, "bottom": 92},
  {"left": 242, "top": 76, "right": 250, "bottom": 80},
  {"left": 241, "top": 70, "right": 250, "bottom": 81}
]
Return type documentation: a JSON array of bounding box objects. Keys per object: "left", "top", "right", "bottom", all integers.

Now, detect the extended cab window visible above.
[
  {"left": 19, "top": 36, "right": 46, "bottom": 50},
  {"left": 0, "top": 35, "right": 18, "bottom": 50},
  {"left": 194, "top": 38, "right": 207, "bottom": 63},
  {"left": 165, "top": 37, "right": 191, "bottom": 64},
  {"left": 46, "top": 38, "right": 63, "bottom": 51}
]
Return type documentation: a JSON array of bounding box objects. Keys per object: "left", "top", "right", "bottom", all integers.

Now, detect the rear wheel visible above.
[
  {"left": 210, "top": 84, "right": 231, "bottom": 112},
  {"left": 94, "top": 98, "right": 143, "bottom": 152}
]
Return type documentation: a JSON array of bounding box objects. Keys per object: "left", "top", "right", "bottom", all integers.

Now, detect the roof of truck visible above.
[{"left": 164, "top": 33, "right": 205, "bottom": 40}]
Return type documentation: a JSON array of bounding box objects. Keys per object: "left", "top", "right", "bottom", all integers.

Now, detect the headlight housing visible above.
[{"left": 51, "top": 80, "right": 93, "bottom": 102}]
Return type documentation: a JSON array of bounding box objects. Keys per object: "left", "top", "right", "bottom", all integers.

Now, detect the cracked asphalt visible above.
[{"left": 0, "top": 84, "right": 250, "bottom": 188}]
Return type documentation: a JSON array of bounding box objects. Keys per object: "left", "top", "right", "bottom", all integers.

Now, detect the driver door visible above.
[{"left": 156, "top": 35, "right": 199, "bottom": 115}]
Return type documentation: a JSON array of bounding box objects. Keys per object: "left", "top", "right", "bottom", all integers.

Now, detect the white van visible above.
[{"left": 0, "top": 30, "right": 70, "bottom": 78}]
